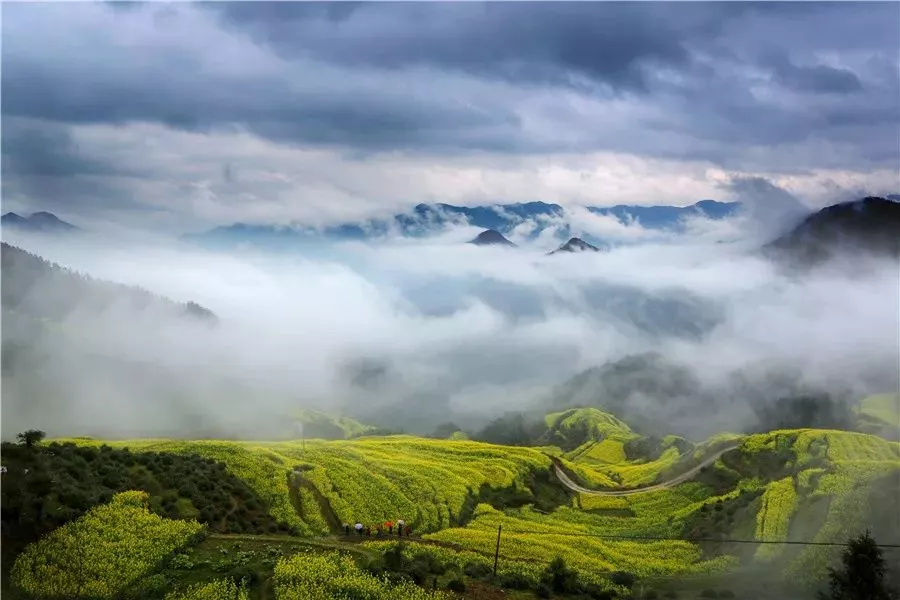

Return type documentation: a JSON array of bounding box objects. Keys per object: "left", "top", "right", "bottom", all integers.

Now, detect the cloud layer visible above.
[{"left": 2, "top": 224, "right": 897, "bottom": 440}]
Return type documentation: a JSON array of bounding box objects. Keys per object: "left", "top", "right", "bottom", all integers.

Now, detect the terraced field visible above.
[{"left": 24, "top": 411, "right": 897, "bottom": 598}]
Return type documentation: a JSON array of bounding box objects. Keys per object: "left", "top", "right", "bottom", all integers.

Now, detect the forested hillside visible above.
[{"left": 1, "top": 243, "right": 216, "bottom": 323}]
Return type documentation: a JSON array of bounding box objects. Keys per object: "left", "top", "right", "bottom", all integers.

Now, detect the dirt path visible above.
[{"left": 553, "top": 443, "right": 741, "bottom": 496}]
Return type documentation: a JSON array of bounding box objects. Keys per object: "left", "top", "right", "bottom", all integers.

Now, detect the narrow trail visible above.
[{"left": 553, "top": 443, "right": 741, "bottom": 496}]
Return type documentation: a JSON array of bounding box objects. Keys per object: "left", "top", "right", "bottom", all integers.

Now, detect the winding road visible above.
[{"left": 552, "top": 443, "right": 741, "bottom": 496}]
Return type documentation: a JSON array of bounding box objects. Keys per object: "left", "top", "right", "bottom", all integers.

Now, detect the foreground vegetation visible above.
[
  {"left": 3, "top": 406, "right": 899, "bottom": 598},
  {"left": 10, "top": 491, "right": 204, "bottom": 598}
]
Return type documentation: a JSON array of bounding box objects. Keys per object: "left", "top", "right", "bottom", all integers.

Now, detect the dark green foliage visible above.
[
  {"left": 0, "top": 441, "right": 279, "bottom": 579},
  {"left": 663, "top": 592, "right": 679, "bottom": 599},
  {"left": 610, "top": 571, "right": 636, "bottom": 588},
  {"left": 464, "top": 560, "right": 493, "bottom": 579},
  {"left": 371, "top": 542, "right": 449, "bottom": 588},
  {"left": 645, "top": 591, "right": 659, "bottom": 600},
  {"left": 500, "top": 571, "right": 533, "bottom": 590},
  {"left": 541, "top": 556, "right": 580, "bottom": 594},
  {"left": 474, "top": 412, "right": 546, "bottom": 447},
  {"left": 583, "top": 584, "right": 616, "bottom": 600},
  {"left": 755, "top": 393, "right": 853, "bottom": 433},
  {"left": 446, "top": 577, "right": 466, "bottom": 593},
  {"left": 624, "top": 436, "right": 665, "bottom": 461},
  {"left": 15, "top": 429, "right": 45, "bottom": 448},
  {"left": 458, "top": 468, "right": 572, "bottom": 526},
  {"left": 701, "top": 590, "right": 718, "bottom": 599},
  {"left": 430, "top": 422, "right": 463, "bottom": 439},
  {"left": 818, "top": 530, "right": 898, "bottom": 600},
  {"left": 718, "top": 592, "right": 735, "bottom": 599}
]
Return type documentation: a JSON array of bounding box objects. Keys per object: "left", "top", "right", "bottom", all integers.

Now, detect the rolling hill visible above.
[{"left": 3, "top": 402, "right": 897, "bottom": 599}]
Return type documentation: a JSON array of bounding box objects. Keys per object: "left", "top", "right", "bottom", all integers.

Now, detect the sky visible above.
[{"left": 2, "top": 2, "right": 899, "bottom": 232}]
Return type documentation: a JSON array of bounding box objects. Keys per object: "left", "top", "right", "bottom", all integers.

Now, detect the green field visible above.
[{"left": 4, "top": 407, "right": 900, "bottom": 599}]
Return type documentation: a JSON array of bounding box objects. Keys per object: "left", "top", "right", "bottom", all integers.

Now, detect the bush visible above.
[
  {"left": 411, "top": 552, "right": 445, "bottom": 575},
  {"left": 446, "top": 578, "right": 466, "bottom": 593},
  {"left": 536, "top": 583, "right": 553, "bottom": 598},
  {"left": 541, "top": 556, "right": 580, "bottom": 594},
  {"left": 584, "top": 585, "right": 616, "bottom": 600},
  {"left": 663, "top": 592, "right": 679, "bottom": 599},
  {"left": 718, "top": 592, "right": 735, "bottom": 599},
  {"left": 500, "top": 571, "right": 533, "bottom": 590},
  {"left": 463, "top": 561, "right": 492, "bottom": 579},
  {"left": 701, "top": 590, "right": 718, "bottom": 599},
  {"left": 645, "top": 592, "right": 659, "bottom": 599},
  {"left": 610, "top": 571, "right": 636, "bottom": 588}
]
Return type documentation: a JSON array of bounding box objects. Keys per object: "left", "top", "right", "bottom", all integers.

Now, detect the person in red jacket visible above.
[{"left": 385, "top": 520, "right": 394, "bottom": 536}]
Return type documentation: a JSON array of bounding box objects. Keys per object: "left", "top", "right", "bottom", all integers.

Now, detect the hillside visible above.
[
  {"left": 3, "top": 404, "right": 898, "bottom": 599},
  {"left": 764, "top": 196, "right": 900, "bottom": 266},
  {"left": 550, "top": 353, "right": 882, "bottom": 439},
  {"left": 1, "top": 243, "right": 216, "bottom": 324},
  {"left": 855, "top": 393, "right": 900, "bottom": 441},
  {"left": 293, "top": 408, "right": 377, "bottom": 440}
]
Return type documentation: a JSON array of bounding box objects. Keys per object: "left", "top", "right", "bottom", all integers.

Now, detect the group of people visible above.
[{"left": 344, "top": 519, "right": 411, "bottom": 538}]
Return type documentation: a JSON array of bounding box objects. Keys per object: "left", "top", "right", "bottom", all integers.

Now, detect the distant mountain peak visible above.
[
  {"left": 2, "top": 211, "right": 78, "bottom": 233},
  {"left": 764, "top": 195, "right": 900, "bottom": 265},
  {"left": 469, "top": 229, "right": 517, "bottom": 247},
  {"left": 550, "top": 237, "right": 600, "bottom": 254}
]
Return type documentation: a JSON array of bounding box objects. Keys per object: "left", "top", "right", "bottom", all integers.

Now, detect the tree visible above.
[
  {"left": 16, "top": 430, "right": 45, "bottom": 448},
  {"left": 819, "top": 530, "right": 898, "bottom": 600}
]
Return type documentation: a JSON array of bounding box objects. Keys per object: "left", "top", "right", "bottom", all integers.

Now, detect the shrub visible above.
[
  {"left": 663, "top": 592, "right": 679, "bottom": 599},
  {"left": 541, "top": 556, "right": 580, "bottom": 594},
  {"left": 701, "top": 590, "right": 718, "bottom": 598},
  {"left": 463, "top": 561, "right": 492, "bottom": 579},
  {"left": 718, "top": 592, "right": 735, "bottom": 599},
  {"left": 501, "top": 571, "right": 533, "bottom": 590},
  {"left": 610, "top": 571, "right": 637, "bottom": 588},
  {"left": 446, "top": 578, "right": 466, "bottom": 593}
]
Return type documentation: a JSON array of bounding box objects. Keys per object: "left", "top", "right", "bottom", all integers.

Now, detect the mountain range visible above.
[
  {"left": 1, "top": 212, "right": 78, "bottom": 233},
  {"left": 183, "top": 199, "right": 743, "bottom": 249}
]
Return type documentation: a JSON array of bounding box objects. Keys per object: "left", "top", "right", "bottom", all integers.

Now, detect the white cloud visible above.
[{"left": 3, "top": 221, "right": 897, "bottom": 439}]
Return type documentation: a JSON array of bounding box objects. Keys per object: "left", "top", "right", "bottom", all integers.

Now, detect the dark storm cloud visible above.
[
  {"left": 1, "top": 2, "right": 898, "bottom": 172},
  {"left": 207, "top": 2, "right": 702, "bottom": 92},
  {"left": 762, "top": 50, "right": 863, "bottom": 94},
  {"left": 1, "top": 119, "right": 116, "bottom": 178}
]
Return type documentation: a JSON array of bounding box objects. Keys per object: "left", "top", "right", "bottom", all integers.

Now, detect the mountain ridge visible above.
[
  {"left": 2, "top": 211, "right": 78, "bottom": 233},
  {"left": 184, "top": 199, "right": 743, "bottom": 249},
  {"left": 764, "top": 195, "right": 900, "bottom": 266}
]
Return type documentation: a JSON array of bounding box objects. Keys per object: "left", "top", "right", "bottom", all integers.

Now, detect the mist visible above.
[{"left": 2, "top": 213, "right": 898, "bottom": 441}]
